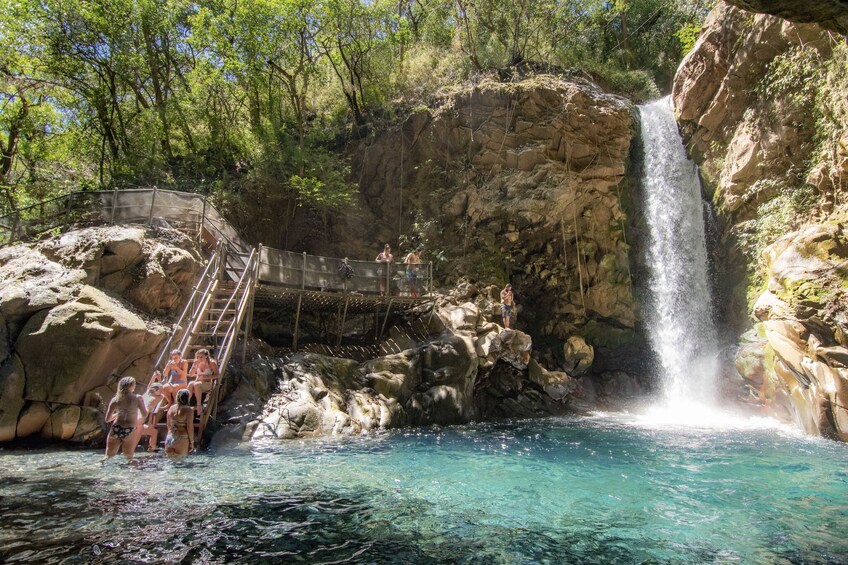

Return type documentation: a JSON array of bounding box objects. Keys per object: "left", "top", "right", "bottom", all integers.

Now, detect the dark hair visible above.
[{"left": 177, "top": 389, "right": 190, "bottom": 406}]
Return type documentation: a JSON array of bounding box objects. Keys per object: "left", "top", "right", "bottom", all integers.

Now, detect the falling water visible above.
[{"left": 640, "top": 97, "right": 718, "bottom": 405}]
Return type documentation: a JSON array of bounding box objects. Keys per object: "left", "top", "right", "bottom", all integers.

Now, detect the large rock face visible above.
[
  {"left": 0, "top": 226, "right": 202, "bottom": 443},
  {"left": 674, "top": 3, "right": 848, "bottom": 439},
  {"left": 724, "top": 1, "right": 848, "bottom": 36},
  {"left": 331, "top": 75, "right": 642, "bottom": 374}
]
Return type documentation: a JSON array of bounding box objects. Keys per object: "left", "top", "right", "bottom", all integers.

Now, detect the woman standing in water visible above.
[
  {"left": 103, "top": 376, "right": 148, "bottom": 462},
  {"left": 165, "top": 389, "right": 195, "bottom": 458}
]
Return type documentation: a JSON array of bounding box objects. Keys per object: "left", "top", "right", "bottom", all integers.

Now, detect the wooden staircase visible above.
[{"left": 147, "top": 245, "right": 259, "bottom": 448}]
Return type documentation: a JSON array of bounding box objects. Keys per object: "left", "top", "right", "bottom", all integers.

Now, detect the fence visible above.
[
  {"left": 259, "top": 247, "right": 432, "bottom": 296},
  {"left": 0, "top": 187, "right": 433, "bottom": 296}
]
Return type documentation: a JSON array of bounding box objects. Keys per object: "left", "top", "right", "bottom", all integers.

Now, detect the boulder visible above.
[
  {"left": 0, "top": 355, "right": 26, "bottom": 442},
  {"left": 16, "top": 286, "right": 166, "bottom": 405},
  {"left": 563, "top": 336, "right": 594, "bottom": 375},
  {"left": 0, "top": 226, "right": 202, "bottom": 444},
  {"left": 16, "top": 402, "right": 51, "bottom": 438}
]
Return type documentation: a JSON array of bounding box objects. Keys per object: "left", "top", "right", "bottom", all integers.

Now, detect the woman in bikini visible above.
[
  {"left": 103, "top": 376, "right": 148, "bottom": 462},
  {"left": 165, "top": 389, "right": 195, "bottom": 458},
  {"left": 187, "top": 349, "right": 218, "bottom": 419},
  {"left": 160, "top": 349, "right": 189, "bottom": 405}
]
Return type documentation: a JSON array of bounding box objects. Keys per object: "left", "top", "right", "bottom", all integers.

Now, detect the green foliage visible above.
[
  {"left": 0, "top": 0, "right": 715, "bottom": 223},
  {"left": 676, "top": 23, "right": 701, "bottom": 54},
  {"left": 759, "top": 47, "right": 825, "bottom": 105},
  {"left": 734, "top": 182, "right": 818, "bottom": 301}
]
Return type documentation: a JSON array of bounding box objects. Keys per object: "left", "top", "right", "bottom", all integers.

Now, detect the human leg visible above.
[
  {"left": 192, "top": 381, "right": 214, "bottom": 417},
  {"left": 103, "top": 432, "right": 121, "bottom": 461},
  {"left": 121, "top": 427, "right": 141, "bottom": 461}
]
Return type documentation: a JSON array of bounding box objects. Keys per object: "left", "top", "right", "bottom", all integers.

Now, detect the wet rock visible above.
[{"left": 563, "top": 336, "right": 594, "bottom": 375}]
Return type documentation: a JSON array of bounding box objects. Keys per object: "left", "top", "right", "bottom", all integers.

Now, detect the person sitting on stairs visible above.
[
  {"left": 159, "top": 349, "right": 189, "bottom": 405},
  {"left": 187, "top": 348, "right": 219, "bottom": 419}
]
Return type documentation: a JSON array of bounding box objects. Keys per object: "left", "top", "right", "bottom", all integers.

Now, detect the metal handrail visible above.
[
  {"left": 200, "top": 251, "right": 258, "bottom": 432},
  {"left": 151, "top": 245, "right": 222, "bottom": 372},
  {"left": 211, "top": 248, "right": 256, "bottom": 337}
]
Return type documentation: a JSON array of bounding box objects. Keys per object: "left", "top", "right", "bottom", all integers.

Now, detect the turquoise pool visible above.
[{"left": 1, "top": 411, "right": 846, "bottom": 563}]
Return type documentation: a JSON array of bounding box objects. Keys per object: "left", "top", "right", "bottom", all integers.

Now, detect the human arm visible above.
[
  {"left": 104, "top": 398, "right": 116, "bottom": 423},
  {"left": 187, "top": 410, "right": 195, "bottom": 450},
  {"left": 136, "top": 395, "right": 149, "bottom": 421}
]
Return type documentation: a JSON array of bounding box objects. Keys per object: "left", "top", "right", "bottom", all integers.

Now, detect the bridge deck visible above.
[{"left": 255, "top": 284, "right": 434, "bottom": 314}]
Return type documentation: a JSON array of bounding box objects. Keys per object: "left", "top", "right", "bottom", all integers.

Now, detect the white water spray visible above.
[{"left": 640, "top": 97, "right": 718, "bottom": 407}]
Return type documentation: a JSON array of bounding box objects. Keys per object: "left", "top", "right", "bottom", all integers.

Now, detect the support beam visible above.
[
  {"left": 292, "top": 293, "right": 303, "bottom": 352},
  {"left": 379, "top": 298, "right": 394, "bottom": 340},
  {"left": 241, "top": 247, "right": 260, "bottom": 364},
  {"left": 337, "top": 296, "right": 350, "bottom": 346},
  {"left": 110, "top": 189, "right": 118, "bottom": 224},
  {"left": 148, "top": 186, "right": 158, "bottom": 226}
]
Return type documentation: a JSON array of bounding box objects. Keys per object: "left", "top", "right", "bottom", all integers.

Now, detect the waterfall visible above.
[{"left": 639, "top": 97, "right": 718, "bottom": 405}]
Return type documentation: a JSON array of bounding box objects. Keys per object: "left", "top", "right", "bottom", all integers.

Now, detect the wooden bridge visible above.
[{"left": 0, "top": 188, "right": 435, "bottom": 441}]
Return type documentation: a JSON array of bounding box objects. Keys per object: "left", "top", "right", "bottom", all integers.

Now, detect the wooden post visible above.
[
  {"left": 292, "top": 293, "right": 303, "bottom": 352},
  {"left": 148, "top": 186, "right": 158, "bottom": 226},
  {"left": 301, "top": 251, "right": 307, "bottom": 289},
  {"left": 219, "top": 244, "right": 228, "bottom": 281},
  {"left": 241, "top": 247, "right": 260, "bottom": 364},
  {"left": 337, "top": 296, "right": 350, "bottom": 346},
  {"left": 380, "top": 298, "right": 394, "bottom": 340},
  {"left": 200, "top": 196, "right": 208, "bottom": 243},
  {"left": 385, "top": 259, "right": 391, "bottom": 296},
  {"left": 110, "top": 189, "right": 118, "bottom": 224},
  {"left": 427, "top": 261, "right": 433, "bottom": 295}
]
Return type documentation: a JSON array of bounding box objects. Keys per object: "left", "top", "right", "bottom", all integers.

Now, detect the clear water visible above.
[
  {"left": 2, "top": 414, "right": 847, "bottom": 564},
  {"left": 640, "top": 97, "right": 719, "bottom": 403}
]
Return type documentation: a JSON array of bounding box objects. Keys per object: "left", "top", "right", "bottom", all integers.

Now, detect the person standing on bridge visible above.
[
  {"left": 375, "top": 243, "right": 394, "bottom": 296},
  {"left": 404, "top": 248, "right": 421, "bottom": 297}
]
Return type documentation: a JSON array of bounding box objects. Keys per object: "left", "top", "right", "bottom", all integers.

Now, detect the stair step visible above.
[{"left": 185, "top": 344, "right": 217, "bottom": 351}]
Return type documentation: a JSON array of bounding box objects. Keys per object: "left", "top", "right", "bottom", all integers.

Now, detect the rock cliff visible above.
[
  {"left": 0, "top": 226, "right": 202, "bottom": 443},
  {"left": 331, "top": 75, "right": 644, "bottom": 376},
  {"left": 723, "top": 1, "right": 848, "bottom": 36},
  {"left": 674, "top": 3, "right": 848, "bottom": 439}
]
